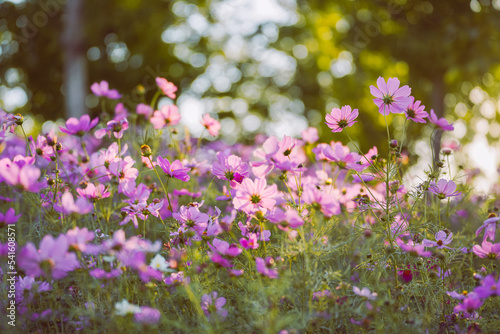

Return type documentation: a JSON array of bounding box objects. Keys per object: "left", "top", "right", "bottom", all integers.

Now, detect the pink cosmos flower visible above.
[
  {"left": 54, "top": 192, "right": 93, "bottom": 215},
  {"left": 2, "top": 112, "right": 22, "bottom": 133},
  {"left": 369, "top": 77, "right": 412, "bottom": 115},
  {"left": 150, "top": 105, "right": 181, "bottom": 129},
  {"left": 325, "top": 105, "right": 359, "bottom": 132},
  {"left": 15, "top": 276, "right": 52, "bottom": 306},
  {"left": 266, "top": 208, "right": 304, "bottom": 230},
  {"left": 256, "top": 257, "right": 278, "bottom": 279},
  {"left": 396, "top": 238, "right": 432, "bottom": 257},
  {"left": 251, "top": 136, "right": 306, "bottom": 177},
  {"left": 30, "top": 135, "right": 54, "bottom": 161},
  {"left": 0, "top": 158, "right": 42, "bottom": 192},
  {"left": 201, "top": 114, "right": 221, "bottom": 137},
  {"left": 404, "top": 97, "right": 428, "bottom": 123},
  {"left": 353, "top": 286, "right": 377, "bottom": 300},
  {"left": 90, "top": 268, "right": 123, "bottom": 280},
  {"left": 429, "top": 109, "right": 454, "bottom": 131},
  {"left": 239, "top": 233, "right": 259, "bottom": 249},
  {"left": 211, "top": 152, "right": 249, "bottom": 186},
  {"left": 233, "top": 178, "right": 277, "bottom": 215},
  {"left": 95, "top": 118, "right": 129, "bottom": 139},
  {"left": 472, "top": 240, "right": 500, "bottom": 259},
  {"left": 65, "top": 227, "right": 100, "bottom": 254},
  {"left": 476, "top": 215, "right": 500, "bottom": 241},
  {"left": 302, "top": 184, "right": 341, "bottom": 217},
  {"left": 0, "top": 208, "right": 21, "bottom": 226},
  {"left": 429, "top": 179, "right": 461, "bottom": 199},
  {"left": 164, "top": 271, "right": 190, "bottom": 287},
  {"left": 90, "top": 81, "right": 121, "bottom": 99},
  {"left": 136, "top": 103, "right": 154, "bottom": 118},
  {"left": 323, "top": 142, "right": 364, "bottom": 171},
  {"left": 156, "top": 77, "right": 177, "bottom": 99},
  {"left": 60, "top": 114, "right": 99, "bottom": 136},
  {"left": 301, "top": 127, "right": 319, "bottom": 144},
  {"left": 157, "top": 156, "right": 190, "bottom": 182},
  {"left": 77, "top": 183, "right": 111, "bottom": 202},
  {"left": 201, "top": 292, "right": 228, "bottom": 320},
  {"left": 423, "top": 230, "right": 453, "bottom": 249},
  {"left": 18, "top": 234, "right": 80, "bottom": 280}
]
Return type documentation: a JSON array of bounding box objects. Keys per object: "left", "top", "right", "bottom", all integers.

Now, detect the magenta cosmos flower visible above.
[
  {"left": 429, "top": 179, "right": 461, "bottom": 199},
  {"left": 201, "top": 292, "right": 228, "bottom": 320},
  {"left": 201, "top": 114, "right": 221, "bottom": 137},
  {"left": 18, "top": 234, "right": 80, "bottom": 279},
  {"left": 233, "top": 178, "right": 277, "bottom": 215},
  {"left": 90, "top": 81, "right": 121, "bottom": 99},
  {"left": 404, "top": 97, "right": 428, "bottom": 123},
  {"left": 134, "top": 306, "right": 161, "bottom": 326},
  {"left": 59, "top": 114, "right": 99, "bottom": 136},
  {"left": 156, "top": 77, "right": 177, "bottom": 99},
  {"left": 429, "top": 109, "right": 454, "bottom": 131},
  {"left": 95, "top": 118, "right": 129, "bottom": 139},
  {"left": 474, "top": 275, "right": 500, "bottom": 298},
  {"left": 325, "top": 105, "right": 359, "bottom": 132},
  {"left": 453, "top": 293, "right": 483, "bottom": 314},
  {"left": 472, "top": 240, "right": 500, "bottom": 259},
  {"left": 150, "top": 105, "right": 181, "bottom": 129},
  {"left": 157, "top": 156, "right": 190, "bottom": 182},
  {"left": 370, "top": 77, "right": 412, "bottom": 115},
  {"left": 476, "top": 214, "right": 500, "bottom": 241},
  {"left": 211, "top": 152, "right": 249, "bottom": 185},
  {"left": 423, "top": 230, "right": 453, "bottom": 249}
]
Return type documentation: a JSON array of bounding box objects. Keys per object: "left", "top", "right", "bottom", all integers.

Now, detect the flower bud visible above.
[
  {"left": 141, "top": 144, "right": 152, "bottom": 157},
  {"left": 390, "top": 139, "right": 398, "bottom": 148},
  {"left": 14, "top": 114, "right": 24, "bottom": 125},
  {"left": 55, "top": 142, "right": 63, "bottom": 151}
]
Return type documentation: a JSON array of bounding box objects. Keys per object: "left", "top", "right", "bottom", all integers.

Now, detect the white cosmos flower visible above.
[{"left": 115, "top": 299, "right": 141, "bottom": 316}]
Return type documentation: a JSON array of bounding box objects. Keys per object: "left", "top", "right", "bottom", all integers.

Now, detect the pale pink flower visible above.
[
  {"left": 370, "top": 77, "right": 412, "bottom": 115},
  {"left": 325, "top": 105, "right": 359, "bottom": 132},
  {"left": 156, "top": 77, "right": 177, "bottom": 99}
]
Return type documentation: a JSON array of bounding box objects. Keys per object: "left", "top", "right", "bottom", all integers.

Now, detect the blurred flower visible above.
[
  {"left": 201, "top": 114, "right": 221, "bottom": 137},
  {"left": 136, "top": 103, "right": 154, "bottom": 118},
  {"left": 134, "top": 306, "right": 161, "bottom": 325},
  {"left": 201, "top": 292, "right": 228, "bottom": 320},
  {"left": 149, "top": 254, "right": 172, "bottom": 272},
  {"left": 429, "top": 109, "right": 454, "bottom": 131},
  {"left": 473, "top": 275, "right": 500, "bottom": 298},
  {"left": 369, "top": 77, "right": 412, "bottom": 115},
  {"left": 95, "top": 118, "right": 129, "bottom": 139},
  {"left": 256, "top": 257, "right": 278, "bottom": 278},
  {"left": 472, "top": 240, "right": 500, "bottom": 259},
  {"left": 60, "top": 114, "right": 99, "bottom": 136},
  {"left": 18, "top": 234, "right": 80, "bottom": 279},
  {"left": 150, "top": 105, "right": 181, "bottom": 129},
  {"left": 301, "top": 127, "right": 319, "bottom": 144},
  {"left": 91, "top": 81, "right": 121, "bottom": 99},
  {"left": 114, "top": 299, "right": 141, "bottom": 316},
  {"left": 325, "top": 105, "right": 359, "bottom": 132},
  {"left": 396, "top": 238, "right": 432, "bottom": 257},
  {"left": 156, "top": 77, "right": 177, "bottom": 99},
  {"left": 54, "top": 192, "right": 93, "bottom": 215},
  {"left": 353, "top": 286, "right": 377, "bottom": 300},
  {"left": 0, "top": 208, "right": 21, "bottom": 226},
  {"left": 476, "top": 214, "right": 500, "bottom": 241},
  {"left": 453, "top": 293, "right": 483, "bottom": 313}
]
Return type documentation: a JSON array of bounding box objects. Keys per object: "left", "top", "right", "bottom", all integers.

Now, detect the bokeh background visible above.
[{"left": 1, "top": 0, "right": 500, "bottom": 190}]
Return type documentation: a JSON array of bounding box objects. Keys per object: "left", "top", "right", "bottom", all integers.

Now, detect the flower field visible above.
[{"left": 1, "top": 76, "right": 499, "bottom": 333}]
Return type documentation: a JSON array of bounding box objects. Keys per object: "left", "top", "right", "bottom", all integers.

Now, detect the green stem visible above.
[{"left": 20, "top": 124, "right": 33, "bottom": 156}]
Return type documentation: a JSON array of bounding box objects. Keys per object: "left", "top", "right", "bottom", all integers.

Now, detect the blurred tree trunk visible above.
[
  {"left": 431, "top": 75, "right": 445, "bottom": 165},
  {"left": 63, "top": 0, "right": 87, "bottom": 119}
]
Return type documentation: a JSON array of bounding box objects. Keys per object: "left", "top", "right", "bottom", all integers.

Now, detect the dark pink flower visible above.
[
  {"left": 89, "top": 268, "right": 122, "bottom": 280},
  {"left": 302, "top": 184, "right": 340, "bottom": 217},
  {"left": 429, "top": 109, "right": 454, "bottom": 131},
  {"left": 369, "top": 77, "right": 412, "bottom": 115},
  {"left": 90, "top": 81, "right": 121, "bottom": 99},
  {"left": 239, "top": 233, "right": 259, "bottom": 249},
  {"left": 323, "top": 142, "right": 364, "bottom": 171},
  {"left": 404, "top": 97, "right": 428, "bottom": 123},
  {"left": 157, "top": 156, "right": 190, "bottom": 182},
  {"left": 30, "top": 135, "right": 54, "bottom": 161},
  {"left": 473, "top": 275, "right": 500, "bottom": 299},
  {"left": 476, "top": 215, "right": 500, "bottom": 241},
  {"left": 325, "top": 105, "right": 359, "bottom": 132},
  {"left": 453, "top": 293, "right": 483, "bottom": 313},
  {"left": 150, "top": 105, "right": 181, "bottom": 129},
  {"left": 77, "top": 183, "right": 111, "bottom": 202},
  {"left": 59, "top": 115, "right": 99, "bottom": 136},
  {"left": 156, "top": 77, "right": 177, "bottom": 99}
]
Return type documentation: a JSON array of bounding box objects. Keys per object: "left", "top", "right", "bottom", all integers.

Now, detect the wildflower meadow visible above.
[{"left": 1, "top": 75, "right": 500, "bottom": 334}]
